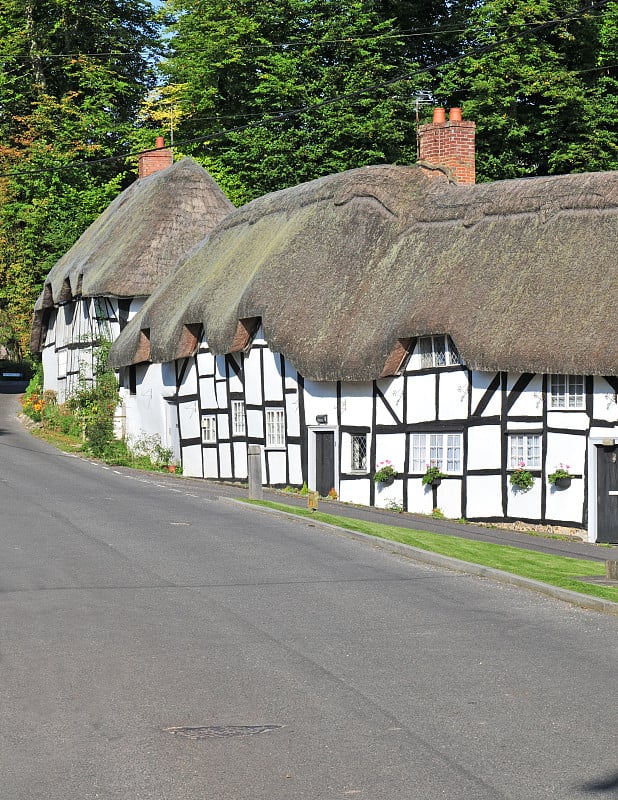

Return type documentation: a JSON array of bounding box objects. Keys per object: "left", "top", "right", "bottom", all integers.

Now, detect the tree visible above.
[
  {"left": 0, "top": 0, "right": 162, "bottom": 354},
  {"left": 433, "top": 0, "right": 615, "bottom": 180},
  {"left": 160, "top": 0, "right": 428, "bottom": 203}
]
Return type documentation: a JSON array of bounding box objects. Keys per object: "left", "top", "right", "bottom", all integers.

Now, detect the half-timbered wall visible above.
[
  {"left": 118, "top": 329, "right": 618, "bottom": 542},
  {"left": 41, "top": 297, "right": 144, "bottom": 403}
]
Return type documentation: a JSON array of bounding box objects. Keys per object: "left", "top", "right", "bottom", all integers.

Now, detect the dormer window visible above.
[{"left": 415, "top": 335, "right": 462, "bottom": 369}]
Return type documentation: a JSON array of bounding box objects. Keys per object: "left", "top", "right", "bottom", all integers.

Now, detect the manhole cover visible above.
[{"left": 163, "top": 725, "right": 283, "bottom": 739}]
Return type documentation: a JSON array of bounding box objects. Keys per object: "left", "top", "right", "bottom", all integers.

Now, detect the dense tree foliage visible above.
[
  {"left": 0, "top": 0, "right": 160, "bottom": 356},
  {"left": 159, "top": 0, "right": 440, "bottom": 202},
  {"left": 1, "top": 0, "right": 617, "bottom": 356}
]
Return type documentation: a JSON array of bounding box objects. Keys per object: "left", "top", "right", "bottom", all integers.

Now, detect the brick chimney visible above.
[
  {"left": 418, "top": 107, "right": 475, "bottom": 184},
  {"left": 138, "top": 136, "right": 173, "bottom": 179}
]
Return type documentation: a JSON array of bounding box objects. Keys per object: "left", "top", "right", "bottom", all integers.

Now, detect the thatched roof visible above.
[
  {"left": 108, "top": 163, "right": 618, "bottom": 380},
  {"left": 30, "top": 157, "right": 233, "bottom": 352}
]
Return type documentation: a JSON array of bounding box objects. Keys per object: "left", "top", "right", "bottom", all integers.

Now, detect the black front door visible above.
[
  {"left": 315, "top": 431, "right": 335, "bottom": 497},
  {"left": 597, "top": 444, "right": 618, "bottom": 543}
]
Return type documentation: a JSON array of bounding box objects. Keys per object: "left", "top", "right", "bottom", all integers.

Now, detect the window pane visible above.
[
  {"left": 266, "top": 409, "right": 285, "bottom": 447},
  {"left": 351, "top": 435, "right": 367, "bottom": 471},
  {"left": 419, "top": 337, "right": 434, "bottom": 368},
  {"left": 447, "top": 338, "right": 462, "bottom": 366},
  {"left": 232, "top": 401, "right": 245, "bottom": 436},
  {"left": 412, "top": 433, "right": 426, "bottom": 471},
  {"left": 429, "top": 433, "right": 443, "bottom": 469},
  {"left": 568, "top": 376, "right": 584, "bottom": 408},
  {"left": 446, "top": 433, "right": 461, "bottom": 472}
]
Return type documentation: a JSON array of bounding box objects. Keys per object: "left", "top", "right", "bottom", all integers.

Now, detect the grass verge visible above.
[{"left": 245, "top": 500, "right": 618, "bottom": 604}]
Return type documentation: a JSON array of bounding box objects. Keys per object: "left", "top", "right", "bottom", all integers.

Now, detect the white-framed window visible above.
[
  {"left": 549, "top": 374, "right": 584, "bottom": 409},
  {"left": 351, "top": 434, "right": 368, "bottom": 472},
  {"left": 508, "top": 433, "right": 541, "bottom": 469},
  {"left": 231, "top": 400, "right": 246, "bottom": 436},
  {"left": 417, "top": 335, "right": 462, "bottom": 369},
  {"left": 201, "top": 415, "right": 217, "bottom": 444},
  {"left": 265, "top": 408, "right": 285, "bottom": 448},
  {"left": 411, "top": 432, "right": 463, "bottom": 473}
]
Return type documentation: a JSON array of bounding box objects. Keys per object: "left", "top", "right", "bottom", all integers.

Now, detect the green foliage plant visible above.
[
  {"left": 548, "top": 464, "right": 573, "bottom": 485},
  {"left": 374, "top": 460, "right": 397, "bottom": 483},
  {"left": 509, "top": 462, "right": 535, "bottom": 492},
  {"left": 422, "top": 464, "right": 447, "bottom": 485}
]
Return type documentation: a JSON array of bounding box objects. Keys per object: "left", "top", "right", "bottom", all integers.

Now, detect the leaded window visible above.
[{"left": 351, "top": 434, "right": 368, "bottom": 471}]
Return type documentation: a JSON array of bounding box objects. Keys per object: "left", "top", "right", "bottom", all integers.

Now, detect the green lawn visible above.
[{"left": 245, "top": 500, "right": 618, "bottom": 604}]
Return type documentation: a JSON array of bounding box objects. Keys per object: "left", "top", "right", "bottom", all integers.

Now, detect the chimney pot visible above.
[
  {"left": 138, "top": 136, "right": 173, "bottom": 179},
  {"left": 449, "top": 107, "right": 462, "bottom": 122},
  {"left": 433, "top": 107, "right": 446, "bottom": 124}
]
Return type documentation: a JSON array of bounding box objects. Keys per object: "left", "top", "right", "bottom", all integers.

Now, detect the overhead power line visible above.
[{"left": 0, "top": 0, "right": 611, "bottom": 181}]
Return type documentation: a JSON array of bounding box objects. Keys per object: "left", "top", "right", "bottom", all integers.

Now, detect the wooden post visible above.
[
  {"left": 307, "top": 490, "right": 319, "bottom": 511},
  {"left": 606, "top": 560, "right": 618, "bottom": 580}
]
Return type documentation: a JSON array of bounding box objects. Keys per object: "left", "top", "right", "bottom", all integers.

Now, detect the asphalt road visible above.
[{"left": 1, "top": 383, "right": 617, "bottom": 800}]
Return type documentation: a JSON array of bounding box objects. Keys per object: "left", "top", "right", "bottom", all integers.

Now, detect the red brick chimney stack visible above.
[
  {"left": 418, "top": 107, "right": 475, "bottom": 184},
  {"left": 138, "top": 136, "right": 173, "bottom": 179}
]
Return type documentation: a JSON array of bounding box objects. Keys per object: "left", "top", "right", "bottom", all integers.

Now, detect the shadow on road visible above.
[{"left": 579, "top": 772, "right": 618, "bottom": 794}]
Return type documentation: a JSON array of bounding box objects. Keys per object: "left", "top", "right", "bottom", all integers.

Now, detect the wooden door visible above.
[
  {"left": 596, "top": 444, "right": 618, "bottom": 543},
  {"left": 315, "top": 431, "right": 335, "bottom": 497}
]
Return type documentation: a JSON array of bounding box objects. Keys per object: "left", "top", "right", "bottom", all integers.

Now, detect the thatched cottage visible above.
[
  {"left": 104, "top": 109, "right": 618, "bottom": 543},
  {"left": 30, "top": 140, "right": 233, "bottom": 404}
]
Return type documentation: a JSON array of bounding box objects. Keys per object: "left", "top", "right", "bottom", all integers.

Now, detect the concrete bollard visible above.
[
  {"left": 247, "top": 444, "right": 263, "bottom": 500},
  {"left": 606, "top": 560, "right": 618, "bottom": 581}
]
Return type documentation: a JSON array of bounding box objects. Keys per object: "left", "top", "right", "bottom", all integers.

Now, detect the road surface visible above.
[{"left": 0, "top": 383, "right": 616, "bottom": 799}]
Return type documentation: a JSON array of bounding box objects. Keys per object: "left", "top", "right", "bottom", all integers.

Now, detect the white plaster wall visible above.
[
  {"left": 508, "top": 374, "right": 543, "bottom": 417},
  {"left": 219, "top": 442, "right": 233, "bottom": 478},
  {"left": 267, "top": 449, "right": 288, "bottom": 484},
  {"left": 217, "top": 410, "right": 230, "bottom": 441},
  {"left": 262, "top": 350, "right": 284, "bottom": 401},
  {"left": 285, "top": 392, "right": 301, "bottom": 437},
  {"left": 196, "top": 350, "right": 215, "bottom": 377},
  {"left": 545, "top": 478, "right": 585, "bottom": 523},
  {"left": 303, "top": 380, "right": 337, "bottom": 426},
  {"left": 339, "top": 479, "right": 371, "bottom": 507},
  {"left": 433, "top": 478, "right": 462, "bottom": 519},
  {"left": 285, "top": 364, "right": 298, "bottom": 391},
  {"left": 215, "top": 355, "right": 226, "bottom": 380},
  {"left": 407, "top": 374, "right": 436, "bottom": 423},
  {"left": 288, "top": 444, "right": 303, "bottom": 485},
  {"left": 178, "top": 398, "right": 199, "bottom": 441},
  {"left": 406, "top": 480, "right": 435, "bottom": 515},
  {"left": 546, "top": 412, "right": 588, "bottom": 431},
  {"left": 199, "top": 374, "right": 217, "bottom": 409},
  {"left": 467, "top": 425, "right": 502, "bottom": 470},
  {"left": 233, "top": 442, "right": 248, "bottom": 479},
  {"left": 466, "top": 476, "right": 503, "bottom": 518},
  {"left": 374, "top": 478, "right": 404, "bottom": 510},
  {"left": 124, "top": 364, "right": 168, "bottom": 442},
  {"left": 42, "top": 346, "right": 59, "bottom": 394},
  {"left": 246, "top": 409, "right": 263, "bottom": 439},
  {"left": 545, "top": 431, "right": 586, "bottom": 477},
  {"left": 182, "top": 444, "right": 202, "bottom": 477},
  {"left": 439, "top": 371, "right": 468, "bottom": 420},
  {"left": 244, "top": 349, "right": 263, "bottom": 405},
  {"left": 470, "top": 371, "right": 501, "bottom": 417},
  {"left": 507, "top": 480, "right": 542, "bottom": 519},
  {"left": 341, "top": 382, "right": 373, "bottom": 426},
  {"left": 376, "top": 378, "right": 405, "bottom": 425},
  {"left": 203, "top": 447, "right": 218, "bottom": 477},
  {"left": 178, "top": 361, "right": 198, "bottom": 396},
  {"left": 593, "top": 377, "right": 618, "bottom": 423},
  {"left": 375, "top": 433, "right": 406, "bottom": 476}
]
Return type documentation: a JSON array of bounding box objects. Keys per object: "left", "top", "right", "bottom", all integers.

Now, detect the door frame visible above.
[
  {"left": 588, "top": 433, "right": 618, "bottom": 543},
  {"left": 307, "top": 425, "right": 339, "bottom": 494}
]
